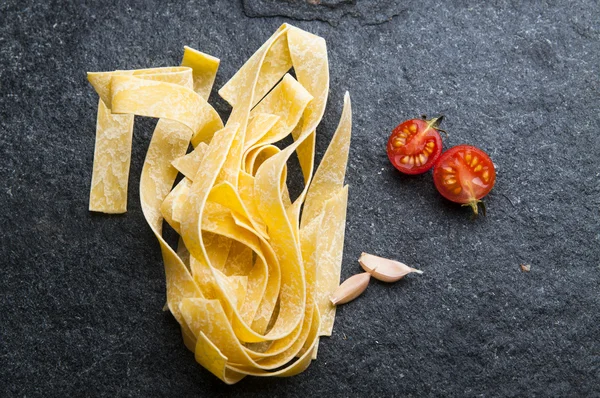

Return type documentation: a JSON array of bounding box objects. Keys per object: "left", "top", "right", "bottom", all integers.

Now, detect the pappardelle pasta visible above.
[{"left": 87, "top": 24, "right": 351, "bottom": 384}]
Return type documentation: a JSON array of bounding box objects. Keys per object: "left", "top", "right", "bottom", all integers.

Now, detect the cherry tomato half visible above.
[
  {"left": 387, "top": 117, "right": 444, "bottom": 175},
  {"left": 433, "top": 145, "right": 496, "bottom": 215}
]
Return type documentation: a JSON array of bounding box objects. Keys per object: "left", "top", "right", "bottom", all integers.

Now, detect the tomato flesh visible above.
[
  {"left": 433, "top": 145, "right": 496, "bottom": 214},
  {"left": 387, "top": 118, "right": 443, "bottom": 175}
]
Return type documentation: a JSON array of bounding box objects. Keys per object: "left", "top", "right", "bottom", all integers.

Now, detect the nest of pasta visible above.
[{"left": 87, "top": 24, "right": 351, "bottom": 383}]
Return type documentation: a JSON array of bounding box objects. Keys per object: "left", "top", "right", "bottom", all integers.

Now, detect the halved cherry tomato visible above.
[
  {"left": 387, "top": 116, "right": 444, "bottom": 175},
  {"left": 433, "top": 145, "right": 496, "bottom": 215}
]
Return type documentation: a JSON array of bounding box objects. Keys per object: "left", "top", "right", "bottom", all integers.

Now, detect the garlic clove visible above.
[
  {"left": 330, "top": 272, "right": 372, "bottom": 305},
  {"left": 358, "top": 252, "right": 423, "bottom": 283}
]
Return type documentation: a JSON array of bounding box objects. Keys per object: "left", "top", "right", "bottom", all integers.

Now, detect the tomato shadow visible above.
[
  {"left": 385, "top": 163, "right": 433, "bottom": 186},
  {"left": 434, "top": 193, "right": 495, "bottom": 222}
]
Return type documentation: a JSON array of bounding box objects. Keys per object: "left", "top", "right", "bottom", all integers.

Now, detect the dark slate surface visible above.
[{"left": 1, "top": 0, "right": 599, "bottom": 396}]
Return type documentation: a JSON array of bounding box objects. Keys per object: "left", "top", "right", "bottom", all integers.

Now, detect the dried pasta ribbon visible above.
[{"left": 87, "top": 24, "right": 352, "bottom": 384}]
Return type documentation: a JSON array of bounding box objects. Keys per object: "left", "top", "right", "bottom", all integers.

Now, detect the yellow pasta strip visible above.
[
  {"left": 88, "top": 100, "right": 134, "bottom": 213},
  {"left": 288, "top": 26, "right": 330, "bottom": 184},
  {"left": 110, "top": 76, "right": 223, "bottom": 144},
  {"left": 208, "top": 182, "right": 269, "bottom": 241},
  {"left": 181, "top": 46, "right": 220, "bottom": 99},
  {"left": 194, "top": 331, "right": 244, "bottom": 384},
  {"left": 244, "top": 145, "right": 280, "bottom": 176},
  {"left": 219, "top": 24, "right": 292, "bottom": 108},
  {"left": 302, "top": 92, "right": 352, "bottom": 227},
  {"left": 251, "top": 74, "right": 313, "bottom": 148},
  {"left": 171, "top": 142, "right": 208, "bottom": 181},
  {"left": 88, "top": 66, "right": 194, "bottom": 108},
  {"left": 140, "top": 118, "right": 201, "bottom": 347},
  {"left": 160, "top": 177, "right": 191, "bottom": 233},
  {"left": 315, "top": 185, "right": 349, "bottom": 336},
  {"left": 202, "top": 232, "right": 232, "bottom": 272},
  {"left": 237, "top": 171, "right": 266, "bottom": 234},
  {"left": 212, "top": 268, "right": 248, "bottom": 311},
  {"left": 243, "top": 113, "right": 280, "bottom": 152}
]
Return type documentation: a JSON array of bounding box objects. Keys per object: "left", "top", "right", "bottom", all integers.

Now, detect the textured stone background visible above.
[{"left": 1, "top": 0, "right": 599, "bottom": 396}]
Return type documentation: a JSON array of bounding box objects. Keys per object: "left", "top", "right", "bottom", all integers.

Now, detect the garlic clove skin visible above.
[
  {"left": 358, "top": 252, "right": 423, "bottom": 283},
  {"left": 330, "top": 272, "right": 372, "bottom": 305}
]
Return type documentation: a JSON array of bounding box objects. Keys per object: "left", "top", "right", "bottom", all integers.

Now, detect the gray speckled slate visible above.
[{"left": 1, "top": 0, "right": 599, "bottom": 397}]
